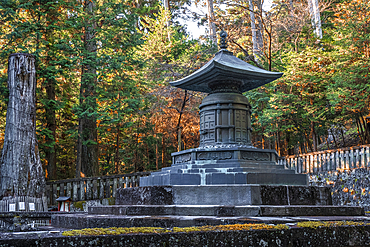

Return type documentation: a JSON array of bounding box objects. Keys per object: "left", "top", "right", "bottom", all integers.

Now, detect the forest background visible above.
[{"left": 0, "top": 0, "right": 369, "bottom": 181}]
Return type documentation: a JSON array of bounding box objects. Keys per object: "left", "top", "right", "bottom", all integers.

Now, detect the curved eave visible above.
[{"left": 170, "top": 50, "right": 283, "bottom": 93}]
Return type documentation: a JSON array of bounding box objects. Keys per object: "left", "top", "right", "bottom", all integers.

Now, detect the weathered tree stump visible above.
[{"left": 0, "top": 53, "right": 45, "bottom": 199}]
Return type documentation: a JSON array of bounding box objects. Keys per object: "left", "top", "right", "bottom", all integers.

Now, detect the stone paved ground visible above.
[{"left": 2, "top": 217, "right": 370, "bottom": 247}]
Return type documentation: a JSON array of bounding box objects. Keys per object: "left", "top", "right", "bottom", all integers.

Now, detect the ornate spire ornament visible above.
[{"left": 219, "top": 30, "right": 228, "bottom": 50}]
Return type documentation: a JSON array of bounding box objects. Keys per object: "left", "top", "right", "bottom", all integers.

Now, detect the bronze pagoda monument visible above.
[{"left": 140, "top": 31, "right": 307, "bottom": 188}]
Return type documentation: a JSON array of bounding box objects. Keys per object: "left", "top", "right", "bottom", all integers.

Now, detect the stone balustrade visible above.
[
  {"left": 278, "top": 144, "right": 370, "bottom": 174},
  {"left": 45, "top": 172, "right": 151, "bottom": 206}
]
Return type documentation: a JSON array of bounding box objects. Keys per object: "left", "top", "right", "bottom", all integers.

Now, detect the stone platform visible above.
[
  {"left": 51, "top": 209, "right": 366, "bottom": 229},
  {"left": 140, "top": 147, "right": 308, "bottom": 187}
]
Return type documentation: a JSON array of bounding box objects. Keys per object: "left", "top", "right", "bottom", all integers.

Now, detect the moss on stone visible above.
[
  {"left": 73, "top": 201, "right": 86, "bottom": 211},
  {"left": 63, "top": 227, "right": 170, "bottom": 236},
  {"left": 107, "top": 197, "right": 115, "bottom": 205},
  {"left": 62, "top": 221, "right": 370, "bottom": 237},
  {"left": 296, "top": 221, "right": 369, "bottom": 229},
  {"left": 62, "top": 223, "right": 289, "bottom": 237}
]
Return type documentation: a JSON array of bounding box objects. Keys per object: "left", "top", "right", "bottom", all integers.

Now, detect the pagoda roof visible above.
[{"left": 170, "top": 49, "right": 283, "bottom": 93}]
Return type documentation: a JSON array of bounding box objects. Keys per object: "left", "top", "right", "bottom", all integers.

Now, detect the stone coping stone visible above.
[
  {"left": 51, "top": 213, "right": 370, "bottom": 229},
  {"left": 116, "top": 185, "right": 331, "bottom": 206},
  {"left": 0, "top": 211, "right": 73, "bottom": 218},
  {"left": 88, "top": 205, "right": 364, "bottom": 217}
]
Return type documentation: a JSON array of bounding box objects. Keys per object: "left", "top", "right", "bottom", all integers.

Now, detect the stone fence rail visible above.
[
  {"left": 278, "top": 144, "right": 370, "bottom": 174},
  {"left": 46, "top": 172, "right": 151, "bottom": 206}
]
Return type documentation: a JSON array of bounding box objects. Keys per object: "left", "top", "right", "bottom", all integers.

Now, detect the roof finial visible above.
[{"left": 219, "top": 30, "right": 228, "bottom": 50}]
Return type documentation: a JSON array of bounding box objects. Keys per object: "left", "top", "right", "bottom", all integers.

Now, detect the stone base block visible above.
[
  {"left": 116, "top": 185, "right": 332, "bottom": 206},
  {"left": 89, "top": 205, "right": 261, "bottom": 217},
  {"left": 140, "top": 171, "right": 308, "bottom": 187}
]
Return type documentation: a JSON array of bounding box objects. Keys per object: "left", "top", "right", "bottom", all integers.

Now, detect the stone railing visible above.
[
  {"left": 46, "top": 172, "right": 151, "bottom": 206},
  {"left": 278, "top": 144, "right": 370, "bottom": 174}
]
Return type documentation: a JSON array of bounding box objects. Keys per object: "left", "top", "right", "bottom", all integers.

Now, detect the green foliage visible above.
[{"left": 1, "top": 0, "right": 369, "bottom": 180}]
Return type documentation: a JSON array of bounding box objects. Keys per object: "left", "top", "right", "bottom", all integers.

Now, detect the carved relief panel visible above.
[
  {"left": 197, "top": 151, "right": 233, "bottom": 160},
  {"left": 200, "top": 111, "right": 216, "bottom": 145},
  {"left": 241, "top": 151, "right": 270, "bottom": 161}
]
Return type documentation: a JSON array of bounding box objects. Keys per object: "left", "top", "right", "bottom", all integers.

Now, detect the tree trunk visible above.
[
  {"left": 256, "top": 0, "right": 264, "bottom": 53},
  {"left": 76, "top": 119, "right": 83, "bottom": 178},
  {"left": 178, "top": 128, "right": 182, "bottom": 152},
  {"left": 161, "top": 135, "right": 165, "bottom": 168},
  {"left": 360, "top": 115, "right": 370, "bottom": 143},
  {"left": 289, "top": 0, "right": 294, "bottom": 16},
  {"left": 163, "top": 0, "right": 169, "bottom": 9},
  {"left": 176, "top": 90, "right": 188, "bottom": 152},
  {"left": 155, "top": 141, "right": 158, "bottom": 170},
  {"left": 249, "top": 0, "right": 263, "bottom": 63},
  {"left": 276, "top": 131, "right": 281, "bottom": 156},
  {"left": 162, "top": 0, "right": 171, "bottom": 42},
  {"left": 304, "top": 129, "right": 314, "bottom": 152},
  {"left": 44, "top": 9, "right": 57, "bottom": 181},
  {"left": 355, "top": 117, "right": 364, "bottom": 145},
  {"left": 330, "top": 128, "right": 338, "bottom": 149},
  {"left": 340, "top": 127, "right": 346, "bottom": 147},
  {"left": 307, "top": 0, "right": 322, "bottom": 39},
  {"left": 0, "top": 53, "right": 46, "bottom": 199},
  {"left": 45, "top": 78, "right": 57, "bottom": 180},
  {"left": 311, "top": 121, "right": 318, "bottom": 152},
  {"left": 115, "top": 124, "right": 120, "bottom": 174},
  {"left": 207, "top": 0, "right": 217, "bottom": 44},
  {"left": 76, "top": 0, "right": 99, "bottom": 178}
]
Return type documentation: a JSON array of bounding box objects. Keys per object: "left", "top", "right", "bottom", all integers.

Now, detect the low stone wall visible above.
[
  {"left": 309, "top": 167, "right": 370, "bottom": 211},
  {"left": 1, "top": 226, "right": 370, "bottom": 246},
  {"left": 0, "top": 212, "right": 71, "bottom": 232}
]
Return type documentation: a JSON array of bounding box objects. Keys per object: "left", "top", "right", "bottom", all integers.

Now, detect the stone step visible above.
[
  {"left": 88, "top": 205, "right": 364, "bottom": 217},
  {"left": 51, "top": 213, "right": 370, "bottom": 230}
]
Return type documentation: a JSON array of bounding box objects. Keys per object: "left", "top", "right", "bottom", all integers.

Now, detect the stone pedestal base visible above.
[{"left": 140, "top": 147, "right": 308, "bottom": 187}]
